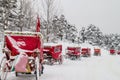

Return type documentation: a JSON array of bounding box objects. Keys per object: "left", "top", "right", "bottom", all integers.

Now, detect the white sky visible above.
[{"left": 61, "top": 0, "right": 120, "bottom": 34}]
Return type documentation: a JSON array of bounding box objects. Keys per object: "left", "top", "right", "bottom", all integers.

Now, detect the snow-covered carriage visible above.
[
  {"left": 116, "top": 46, "right": 120, "bottom": 55},
  {"left": 109, "top": 49, "right": 116, "bottom": 55},
  {"left": 81, "top": 48, "right": 91, "bottom": 57},
  {"left": 65, "top": 47, "right": 81, "bottom": 60},
  {"left": 117, "top": 50, "right": 120, "bottom": 55},
  {"left": 94, "top": 48, "right": 101, "bottom": 56},
  {"left": 0, "top": 31, "right": 43, "bottom": 80},
  {"left": 43, "top": 43, "right": 63, "bottom": 65}
]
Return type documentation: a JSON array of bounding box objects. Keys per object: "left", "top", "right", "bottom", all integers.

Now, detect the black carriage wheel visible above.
[
  {"left": 71, "top": 56, "right": 76, "bottom": 60},
  {"left": 0, "top": 57, "right": 8, "bottom": 80}
]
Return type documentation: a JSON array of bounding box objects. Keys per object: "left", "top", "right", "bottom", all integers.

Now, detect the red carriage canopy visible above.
[{"left": 5, "top": 35, "right": 43, "bottom": 60}]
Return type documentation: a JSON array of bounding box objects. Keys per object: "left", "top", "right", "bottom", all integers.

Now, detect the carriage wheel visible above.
[
  {"left": 35, "top": 57, "right": 40, "bottom": 80},
  {"left": 65, "top": 54, "right": 69, "bottom": 59},
  {"left": 0, "top": 57, "right": 8, "bottom": 80},
  {"left": 77, "top": 55, "right": 81, "bottom": 60},
  {"left": 71, "top": 56, "right": 76, "bottom": 60},
  {"left": 49, "top": 59, "right": 54, "bottom": 65},
  {"left": 58, "top": 55, "right": 63, "bottom": 64},
  {"left": 15, "top": 72, "right": 18, "bottom": 76}
]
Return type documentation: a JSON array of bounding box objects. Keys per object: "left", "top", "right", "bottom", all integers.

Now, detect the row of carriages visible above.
[
  {"left": 109, "top": 49, "right": 120, "bottom": 55},
  {"left": 43, "top": 44, "right": 120, "bottom": 65},
  {"left": 43, "top": 44, "right": 101, "bottom": 65}
]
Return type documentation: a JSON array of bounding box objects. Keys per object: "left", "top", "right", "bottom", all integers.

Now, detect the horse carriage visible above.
[
  {"left": 43, "top": 43, "right": 63, "bottom": 65},
  {"left": 65, "top": 47, "right": 80, "bottom": 60},
  {"left": 116, "top": 46, "right": 120, "bottom": 55},
  {"left": 94, "top": 48, "right": 101, "bottom": 56},
  {"left": 109, "top": 49, "right": 116, "bottom": 55},
  {"left": 81, "top": 48, "right": 91, "bottom": 57},
  {"left": 0, "top": 31, "right": 43, "bottom": 80},
  {"left": 117, "top": 50, "right": 120, "bottom": 55}
]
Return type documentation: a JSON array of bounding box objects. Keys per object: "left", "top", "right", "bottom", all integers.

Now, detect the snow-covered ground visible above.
[{"left": 0, "top": 42, "right": 120, "bottom": 80}]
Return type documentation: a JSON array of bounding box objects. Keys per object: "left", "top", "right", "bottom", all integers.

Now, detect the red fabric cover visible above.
[
  {"left": 117, "top": 51, "right": 120, "bottom": 55},
  {"left": 81, "top": 48, "right": 91, "bottom": 55},
  {"left": 51, "top": 45, "right": 62, "bottom": 59},
  {"left": 43, "top": 45, "right": 62, "bottom": 59},
  {"left": 110, "top": 49, "right": 115, "bottom": 54},
  {"left": 67, "top": 47, "right": 80, "bottom": 55},
  {"left": 5, "top": 35, "right": 43, "bottom": 61},
  {"left": 94, "top": 49, "right": 101, "bottom": 53}
]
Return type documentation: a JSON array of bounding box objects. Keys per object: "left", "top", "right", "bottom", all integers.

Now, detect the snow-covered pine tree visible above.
[
  {"left": 0, "top": 0, "right": 4, "bottom": 31},
  {"left": 79, "top": 27, "right": 86, "bottom": 43},
  {"left": 58, "top": 15, "right": 68, "bottom": 40},
  {"left": 52, "top": 15, "right": 67, "bottom": 41},
  {"left": 64, "top": 24, "right": 77, "bottom": 42},
  {"left": 79, "top": 24, "right": 104, "bottom": 46},
  {"left": 0, "top": 0, "right": 18, "bottom": 31}
]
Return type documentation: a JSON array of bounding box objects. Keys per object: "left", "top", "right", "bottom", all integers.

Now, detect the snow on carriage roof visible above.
[
  {"left": 4, "top": 31, "right": 42, "bottom": 35},
  {"left": 4, "top": 31, "right": 43, "bottom": 39},
  {"left": 43, "top": 43, "right": 62, "bottom": 46}
]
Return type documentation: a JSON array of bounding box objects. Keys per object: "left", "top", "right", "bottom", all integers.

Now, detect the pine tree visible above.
[{"left": 0, "top": 0, "right": 18, "bottom": 31}]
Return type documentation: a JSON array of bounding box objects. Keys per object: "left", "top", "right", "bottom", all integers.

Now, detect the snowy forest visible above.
[{"left": 0, "top": 0, "right": 120, "bottom": 51}]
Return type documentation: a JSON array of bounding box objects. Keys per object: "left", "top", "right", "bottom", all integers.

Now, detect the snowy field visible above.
[{"left": 0, "top": 42, "right": 120, "bottom": 80}]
